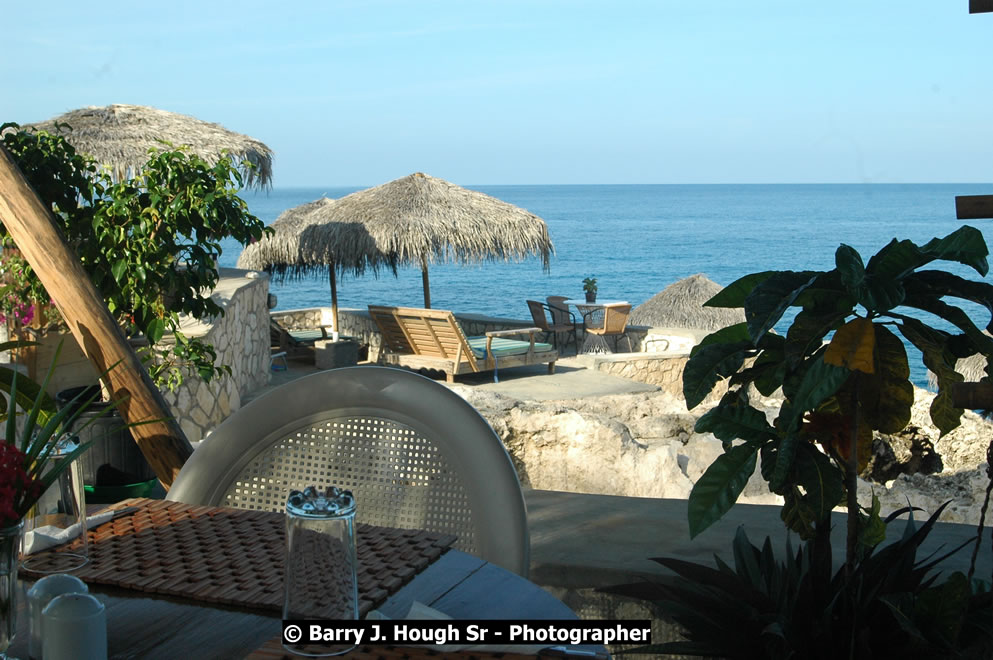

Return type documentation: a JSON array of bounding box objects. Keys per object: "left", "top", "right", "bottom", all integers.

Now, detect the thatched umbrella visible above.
[
  {"left": 299, "top": 172, "right": 553, "bottom": 308},
  {"left": 237, "top": 197, "right": 397, "bottom": 338},
  {"left": 23, "top": 104, "right": 273, "bottom": 189},
  {"left": 631, "top": 273, "right": 745, "bottom": 331}
]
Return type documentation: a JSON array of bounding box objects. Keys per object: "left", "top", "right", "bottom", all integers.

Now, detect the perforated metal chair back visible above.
[{"left": 167, "top": 366, "right": 530, "bottom": 575}]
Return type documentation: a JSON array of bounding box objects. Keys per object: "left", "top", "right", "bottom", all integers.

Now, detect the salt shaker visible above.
[
  {"left": 27, "top": 573, "right": 89, "bottom": 660},
  {"left": 41, "top": 592, "right": 107, "bottom": 660},
  {"left": 283, "top": 485, "right": 357, "bottom": 657}
]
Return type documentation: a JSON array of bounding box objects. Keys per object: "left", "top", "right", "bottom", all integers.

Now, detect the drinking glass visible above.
[
  {"left": 282, "top": 485, "right": 357, "bottom": 657},
  {"left": 21, "top": 435, "right": 88, "bottom": 574}
]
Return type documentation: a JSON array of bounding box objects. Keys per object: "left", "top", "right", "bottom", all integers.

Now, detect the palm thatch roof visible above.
[
  {"left": 308, "top": 172, "right": 552, "bottom": 269},
  {"left": 240, "top": 172, "right": 553, "bottom": 310},
  {"left": 237, "top": 197, "right": 397, "bottom": 279},
  {"left": 631, "top": 273, "right": 745, "bottom": 331},
  {"left": 23, "top": 104, "right": 273, "bottom": 189}
]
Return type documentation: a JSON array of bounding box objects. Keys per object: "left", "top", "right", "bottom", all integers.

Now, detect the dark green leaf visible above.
[
  {"left": 744, "top": 271, "right": 821, "bottom": 344},
  {"left": 929, "top": 389, "right": 964, "bottom": 437},
  {"left": 835, "top": 244, "right": 866, "bottom": 291},
  {"left": 704, "top": 271, "right": 776, "bottom": 308},
  {"left": 688, "top": 443, "right": 759, "bottom": 538},
  {"left": 865, "top": 237, "right": 926, "bottom": 281},
  {"left": 793, "top": 443, "right": 844, "bottom": 525},
  {"left": 920, "top": 225, "right": 989, "bottom": 276},
  {"left": 683, "top": 339, "right": 752, "bottom": 410},
  {"left": 695, "top": 397, "right": 777, "bottom": 444},
  {"left": 787, "top": 355, "right": 851, "bottom": 431}
]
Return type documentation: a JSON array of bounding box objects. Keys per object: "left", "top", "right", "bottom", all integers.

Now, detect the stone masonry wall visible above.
[{"left": 159, "top": 269, "right": 270, "bottom": 442}]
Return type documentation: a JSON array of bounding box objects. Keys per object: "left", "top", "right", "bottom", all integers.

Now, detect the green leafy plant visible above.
[
  {"left": 0, "top": 124, "right": 271, "bottom": 389},
  {"left": 682, "top": 225, "right": 993, "bottom": 572},
  {"left": 583, "top": 276, "right": 598, "bottom": 294},
  {"left": 0, "top": 340, "right": 120, "bottom": 524},
  {"left": 603, "top": 501, "right": 992, "bottom": 659}
]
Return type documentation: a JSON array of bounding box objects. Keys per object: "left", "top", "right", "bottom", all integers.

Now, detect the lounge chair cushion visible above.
[{"left": 468, "top": 336, "right": 554, "bottom": 359}]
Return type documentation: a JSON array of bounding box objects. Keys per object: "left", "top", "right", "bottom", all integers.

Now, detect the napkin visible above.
[{"left": 23, "top": 507, "right": 133, "bottom": 555}]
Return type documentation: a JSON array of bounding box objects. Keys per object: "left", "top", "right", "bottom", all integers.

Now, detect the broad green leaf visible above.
[
  {"left": 688, "top": 443, "right": 759, "bottom": 538},
  {"left": 694, "top": 398, "right": 776, "bottom": 444},
  {"left": 903, "top": 292, "right": 993, "bottom": 355},
  {"left": 744, "top": 271, "right": 821, "bottom": 343},
  {"left": 824, "top": 317, "right": 876, "bottom": 374},
  {"left": 704, "top": 271, "right": 775, "bottom": 308},
  {"left": 897, "top": 317, "right": 961, "bottom": 390},
  {"left": 859, "top": 325, "right": 913, "bottom": 434},
  {"left": 693, "top": 322, "right": 752, "bottom": 349},
  {"left": 865, "top": 238, "right": 926, "bottom": 282},
  {"left": 786, "top": 355, "right": 850, "bottom": 431},
  {"left": 929, "top": 388, "right": 964, "bottom": 436},
  {"left": 835, "top": 244, "right": 866, "bottom": 291},
  {"left": 111, "top": 258, "right": 127, "bottom": 282},
  {"left": 784, "top": 307, "right": 847, "bottom": 368},
  {"left": 682, "top": 340, "right": 752, "bottom": 410},
  {"left": 770, "top": 430, "right": 800, "bottom": 493},
  {"left": 859, "top": 494, "right": 887, "bottom": 550},
  {"left": 793, "top": 443, "right": 845, "bottom": 526},
  {"left": 146, "top": 317, "right": 166, "bottom": 344},
  {"left": 920, "top": 225, "right": 989, "bottom": 276},
  {"left": 907, "top": 270, "right": 993, "bottom": 332}
]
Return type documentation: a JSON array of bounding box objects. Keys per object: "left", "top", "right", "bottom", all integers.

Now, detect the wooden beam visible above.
[
  {"left": 970, "top": 0, "right": 993, "bottom": 14},
  {"left": 952, "top": 382, "right": 993, "bottom": 411},
  {"left": 955, "top": 195, "right": 993, "bottom": 220},
  {"left": 0, "top": 146, "right": 192, "bottom": 488}
]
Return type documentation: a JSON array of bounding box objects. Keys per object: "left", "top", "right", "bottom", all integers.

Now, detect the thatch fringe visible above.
[
  {"left": 24, "top": 104, "right": 273, "bottom": 189},
  {"left": 631, "top": 274, "right": 745, "bottom": 331}
]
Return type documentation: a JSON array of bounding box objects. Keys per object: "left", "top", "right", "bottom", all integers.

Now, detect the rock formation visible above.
[{"left": 449, "top": 384, "right": 993, "bottom": 526}]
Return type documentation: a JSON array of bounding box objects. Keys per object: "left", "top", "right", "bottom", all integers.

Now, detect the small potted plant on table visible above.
[{"left": 583, "top": 276, "right": 598, "bottom": 303}]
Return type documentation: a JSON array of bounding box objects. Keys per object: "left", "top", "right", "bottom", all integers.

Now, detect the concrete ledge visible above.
[{"left": 525, "top": 489, "right": 991, "bottom": 590}]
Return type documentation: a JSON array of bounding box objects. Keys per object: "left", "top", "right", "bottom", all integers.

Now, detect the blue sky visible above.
[{"left": 2, "top": 1, "right": 991, "bottom": 187}]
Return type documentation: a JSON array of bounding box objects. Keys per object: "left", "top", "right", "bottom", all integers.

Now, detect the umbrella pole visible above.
[
  {"left": 329, "top": 264, "right": 339, "bottom": 341},
  {"left": 421, "top": 256, "right": 431, "bottom": 308}
]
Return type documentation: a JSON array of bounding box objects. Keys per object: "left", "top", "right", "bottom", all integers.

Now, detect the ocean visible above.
[{"left": 221, "top": 183, "right": 993, "bottom": 389}]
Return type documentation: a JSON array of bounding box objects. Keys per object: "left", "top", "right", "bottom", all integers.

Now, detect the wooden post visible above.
[
  {"left": 0, "top": 146, "right": 192, "bottom": 488},
  {"left": 421, "top": 255, "right": 431, "bottom": 309},
  {"left": 955, "top": 195, "right": 993, "bottom": 220},
  {"left": 328, "top": 263, "right": 339, "bottom": 340}
]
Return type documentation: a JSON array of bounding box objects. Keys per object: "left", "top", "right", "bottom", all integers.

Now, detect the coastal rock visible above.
[{"left": 451, "top": 382, "right": 993, "bottom": 525}]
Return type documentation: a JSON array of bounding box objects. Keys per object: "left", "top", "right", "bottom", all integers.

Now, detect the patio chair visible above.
[
  {"left": 167, "top": 366, "right": 530, "bottom": 576},
  {"left": 526, "top": 300, "right": 580, "bottom": 352},
  {"left": 368, "top": 305, "right": 557, "bottom": 383},
  {"left": 583, "top": 303, "right": 633, "bottom": 352}
]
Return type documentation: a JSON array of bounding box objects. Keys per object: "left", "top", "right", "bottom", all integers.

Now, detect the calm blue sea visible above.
[{"left": 220, "top": 184, "right": 993, "bottom": 389}]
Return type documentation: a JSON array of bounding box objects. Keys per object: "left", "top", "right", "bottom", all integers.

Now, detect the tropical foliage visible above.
[
  {"left": 603, "top": 502, "right": 992, "bottom": 659},
  {"left": 0, "top": 123, "right": 270, "bottom": 389},
  {"left": 0, "top": 340, "right": 118, "bottom": 524},
  {"left": 681, "top": 225, "right": 993, "bottom": 570}
]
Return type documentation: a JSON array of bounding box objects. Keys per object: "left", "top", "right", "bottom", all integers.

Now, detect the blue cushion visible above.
[{"left": 467, "top": 336, "right": 554, "bottom": 359}]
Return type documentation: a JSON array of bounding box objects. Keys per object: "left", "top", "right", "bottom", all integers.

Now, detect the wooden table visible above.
[{"left": 8, "top": 520, "right": 590, "bottom": 659}]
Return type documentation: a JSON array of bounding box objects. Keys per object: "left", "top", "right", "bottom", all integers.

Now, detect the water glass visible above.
[
  {"left": 283, "top": 485, "right": 357, "bottom": 657},
  {"left": 21, "top": 435, "right": 88, "bottom": 573}
]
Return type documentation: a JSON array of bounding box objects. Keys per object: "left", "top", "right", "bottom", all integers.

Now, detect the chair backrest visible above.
[
  {"left": 526, "top": 300, "right": 551, "bottom": 330},
  {"left": 546, "top": 296, "right": 572, "bottom": 326},
  {"left": 368, "top": 305, "right": 480, "bottom": 371},
  {"left": 167, "top": 366, "right": 530, "bottom": 576},
  {"left": 603, "top": 304, "right": 632, "bottom": 334}
]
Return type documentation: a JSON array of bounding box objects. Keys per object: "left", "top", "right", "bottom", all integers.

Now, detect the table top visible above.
[
  {"left": 8, "top": 503, "right": 588, "bottom": 660},
  {"left": 562, "top": 299, "right": 629, "bottom": 308}
]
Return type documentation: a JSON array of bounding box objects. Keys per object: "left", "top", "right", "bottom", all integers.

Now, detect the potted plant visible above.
[
  {"left": 603, "top": 225, "right": 993, "bottom": 657},
  {"left": 0, "top": 340, "right": 120, "bottom": 654},
  {"left": 583, "top": 276, "right": 598, "bottom": 303}
]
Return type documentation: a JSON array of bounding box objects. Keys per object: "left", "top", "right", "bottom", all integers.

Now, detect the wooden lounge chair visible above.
[{"left": 368, "top": 305, "right": 558, "bottom": 382}]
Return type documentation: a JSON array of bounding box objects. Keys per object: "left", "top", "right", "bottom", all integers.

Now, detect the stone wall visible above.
[{"left": 154, "top": 268, "right": 271, "bottom": 443}]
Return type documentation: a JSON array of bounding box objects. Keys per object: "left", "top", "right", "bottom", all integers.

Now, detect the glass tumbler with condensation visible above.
[{"left": 283, "top": 485, "right": 358, "bottom": 657}]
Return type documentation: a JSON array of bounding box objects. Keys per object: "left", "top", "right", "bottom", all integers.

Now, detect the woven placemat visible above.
[{"left": 22, "top": 498, "right": 456, "bottom": 616}]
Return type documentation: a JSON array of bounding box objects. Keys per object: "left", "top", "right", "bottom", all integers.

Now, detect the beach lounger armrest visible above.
[{"left": 485, "top": 327, "right": 539, "bottom": 354}]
